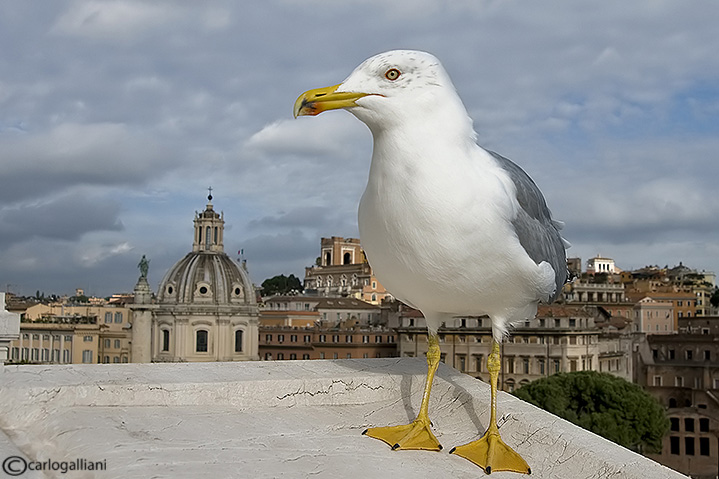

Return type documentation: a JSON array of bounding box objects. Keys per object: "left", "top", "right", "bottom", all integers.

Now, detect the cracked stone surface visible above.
[{"left": 0, "top": 359, "right": 686, "bottom": 478}]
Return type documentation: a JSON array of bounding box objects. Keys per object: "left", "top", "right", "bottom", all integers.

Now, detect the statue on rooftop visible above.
[{"left": 138, "top": 255, "right": 150, "bottom": 279}]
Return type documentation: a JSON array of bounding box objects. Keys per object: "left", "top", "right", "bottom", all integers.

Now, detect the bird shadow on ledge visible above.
[{"left": 332, "top": 357, "right": 487, "bottom": 440}]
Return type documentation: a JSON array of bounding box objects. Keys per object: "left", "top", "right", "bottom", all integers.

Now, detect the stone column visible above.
[
  {"left": 0, "top": 293, "right": 20, "bottom": 365},
  {"left": 130, "top": 276, "right": 154, "bottom": 363}
]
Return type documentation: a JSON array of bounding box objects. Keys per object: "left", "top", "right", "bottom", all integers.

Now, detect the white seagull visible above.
[{"left": 294, "top": 50, "right": 568, "bottom": 475}]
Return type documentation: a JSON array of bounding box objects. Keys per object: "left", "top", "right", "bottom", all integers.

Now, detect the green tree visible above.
[
  {"left": 710, "top": 287, "right": 719, "bottom": 308},
  {"left": 261, "top": 274, "right": 302, "bottom": 296},
  {"left": 513, "top": 371, "right": 669, "bottom": 453}
]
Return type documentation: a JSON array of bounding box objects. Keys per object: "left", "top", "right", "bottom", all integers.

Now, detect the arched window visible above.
[
  {"left": 161, "top": 330, "right": 170, "bottom": 352},
  {"left": 343, "top": 252, "right": 351, "bottom": 264},
  {"left": 324, "top": 252, "right": 331, "bottom": 265},
  {"left": 234, "top": 330, "right": 243, "bottom": 353},
  {"left": 214, "top": 227, "right": 218, "bottom": 244},
  {"left": 205, "top": 226, "right": 211, "bottom": 249},
  {"left": 196, "top": 330, "right": 208, "bottom": 352}
]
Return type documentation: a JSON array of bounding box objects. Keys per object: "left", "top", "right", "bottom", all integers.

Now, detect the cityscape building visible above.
[{"left": 131, "top": 193, "right": 259, "bottom": 362}]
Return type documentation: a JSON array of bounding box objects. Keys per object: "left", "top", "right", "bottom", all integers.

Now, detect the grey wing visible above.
[{"left": 487, "top": 149, "right": 569, "bottom": 302}]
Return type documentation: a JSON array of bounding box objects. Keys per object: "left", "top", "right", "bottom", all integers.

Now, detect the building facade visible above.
[
  {"left": 8, "top": 302, "right": 131, "bottom": 364},
  {"left": 638, "top": 333, "right": 719, "bottom": 479},
  {"left": 259, "top": 325, "right": 397, "bottom": 361},
  {"left": 304, "top": 236, "right": 391, "bottom": 304},
  {"left": 131, "top": 194, "right": 259, "bottom": 363},
  {"left": 396, "top": 304, "right": 610, "bottom": 392}
]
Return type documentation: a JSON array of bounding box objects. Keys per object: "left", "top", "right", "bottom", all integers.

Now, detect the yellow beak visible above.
[{"left": 293, "top": 84, "right": 369, "bottom": 118}]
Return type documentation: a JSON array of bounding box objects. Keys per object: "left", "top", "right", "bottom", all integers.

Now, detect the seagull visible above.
[{"left": 294, "top": 50, "right": 568, "bottom": 475}]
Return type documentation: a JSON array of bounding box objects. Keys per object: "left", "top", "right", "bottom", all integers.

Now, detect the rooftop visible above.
[{"left": 1, "top": 359, "right": 686, "bottom": 478}]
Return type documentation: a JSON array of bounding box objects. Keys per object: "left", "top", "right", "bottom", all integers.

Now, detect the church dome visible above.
[{"left": 157, "top": 193, "right": 255, "bottom": 306}]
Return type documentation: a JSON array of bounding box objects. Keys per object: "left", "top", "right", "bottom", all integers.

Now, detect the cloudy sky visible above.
[{"left": 1, "top": 1, "right": 718, "bottom": 298}]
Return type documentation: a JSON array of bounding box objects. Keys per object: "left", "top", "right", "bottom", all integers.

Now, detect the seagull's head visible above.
[{"left": 294, "top": 50, "right": 468, "bottom": 132}]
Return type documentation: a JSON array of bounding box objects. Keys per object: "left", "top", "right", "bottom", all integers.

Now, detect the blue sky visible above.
[{"left": 1, "top": 1, "right": 718, "bottom": 297}]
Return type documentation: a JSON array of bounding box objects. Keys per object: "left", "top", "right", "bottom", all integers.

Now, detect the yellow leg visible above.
[
  {"left": 363, "top": 333, "right": 442, "bottom": 451},
  {"left": 450, "top": 341, "right": 531, "bottom": 474}
]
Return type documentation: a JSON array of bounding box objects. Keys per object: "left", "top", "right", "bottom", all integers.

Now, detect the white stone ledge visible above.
[{"left": 0, "top": 359, "right": 686, "bottom": 478}]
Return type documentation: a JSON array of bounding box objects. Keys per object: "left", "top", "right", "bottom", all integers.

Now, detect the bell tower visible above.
[{"left": 193, "top": 187, "right": 225, "bottom": 253}]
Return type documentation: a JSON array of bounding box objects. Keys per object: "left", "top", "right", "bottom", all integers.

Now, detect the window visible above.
[
  {"left": 685, "top": 418, "right": 694, "bottom": 432},
  {"left": 319, "top": 335, "right": 326, "bottom": 343},
  {"left": 670, "top": 436, "right": 680, "bottom": 455},
  {"left": 700, "top": 437, "right": 710, "bottom": 456},
  {"left": 82, "top": 350, "right": 93, "bottom": 363},
  {"left": 290, "top": 335, "right": 297, "bottom": 343},
  {"left": 265, "top": 334, "right": 272, "bottom": 342},
  {"left": 103, "top": 356, "right": 110, "bottom": 363},
  {"left": 345, "top": 335, "right": 352, "bottom": 343},
  {"left": 458, "top": 355, "right": 466, "bottom": 372},
  {"left": 304, "top": 335, "right": 311, "bottom": 343},
  {"left": 569, "top": 319, "right": 576, "bottom": 327},
  {"left": 704, "top": 350, "right": 711, "bottom": 361},
  {"left": 332, "top": 335, "right": 339, "bottom": 343},
  {"left": 670, "top": 417, "right": 679, "bottom": 431},
  {"left": 84, "top": 336, "right": 93, "bottom": 342},
  {"left": 523, "top": 358, "right": 530, "bottom": 374},
  {"left": 115, "top": 312, "right": 123, "bottom": 323},
  {"left": 686, "top": 350, "right": 693, "bottom": 360},
  {"left": 63, "top": 350, "right": 70, "bottom": 363},
  {"left": 375, "top": 335, "right": 382, "bottom": 343},
  {"left": 553, "top": 359, "right": 561, "bottom": 373},
  {"left": 104, "top": 339, "right": 111, "bottom": 348},
  {"left": 538, "top": 358, "right": 545, "bottom": 375},
  {"left": 277, "top": 353, "right": 284, "bottom": 360},
  {"left": 505, "top": 379, "right": 515, "bottom": 393},
  {"left": 278, "top": 334, "right": 285, "bottom": 343},
  {"left": 333, "top": 353, "right": 338, "bottom": 359},
  {"left": 346, "top": 353, "right": 352, "bottom": 359},
  {"left": 675, "top": 376, "right": 684, "bottom": 387},
  {"left": 700, "top": 418, "right": 709, "bottom": 432},
  {"left": 290, "top": 354, "right": 297, "bottom": 360},
  {"left": 114, "top": 339, "right": 121, "bottom": 349},
  {"left": 653, "top": 376, "right": 662, "bottom": 386},
  {"left": 113, "top": 356, "right": 120, "bottom": 363},
  {"left": 105, "top": 312, "right": 112, "bottom": 323},
  {"left": 362, "top": 335, "right": 369, "bottom": 343},
  {"left": 162, "top": 330, "right": 170, "bottom": 352},
  {"left": 302, "top": 354, "right": 310, "bottom": 360},
  {"left": 235, "top": 330, "right": 243, "bottom": 353},
  {"left": 196, "top": 330, "right": 208, "bottom": 352},
  {"left": 475, "top": 355, "right": 484, "bottom": 372},
  {"left": 506, "top": 357, "right": 515, "bottom": 374},
  {"left": 685, "top": 437, "right": 695, "bottom": 456},
  {"left": 669, "top": 349, "right": 675, "bottom": 359}
]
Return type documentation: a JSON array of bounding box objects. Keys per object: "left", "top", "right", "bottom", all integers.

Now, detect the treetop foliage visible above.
[
  {"left": 261, "top": 274, "right": 302, "bottom": 296},
  {"left": 513, "top": 371, "right": 669, "bottom": 453}
]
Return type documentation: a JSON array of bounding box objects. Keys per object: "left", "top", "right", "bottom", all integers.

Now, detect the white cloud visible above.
[
  {"left": 77, "top": 241, "right": 133, "bottom": 268},
  {"left": 51, "top": 1, "right": 180, "bottom": 40},
  {"left": 3, "top": 0, "right": 719, "bottom": 295}
]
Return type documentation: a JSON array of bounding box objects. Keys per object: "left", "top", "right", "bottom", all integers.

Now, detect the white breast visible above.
[{"left": 358, "top": 134, "right": 547, "bottom": 322}]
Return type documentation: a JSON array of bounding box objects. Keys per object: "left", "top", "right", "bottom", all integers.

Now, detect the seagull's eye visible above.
[{"left": 385, "top": 68, "right": 401, "bottom": 81}]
